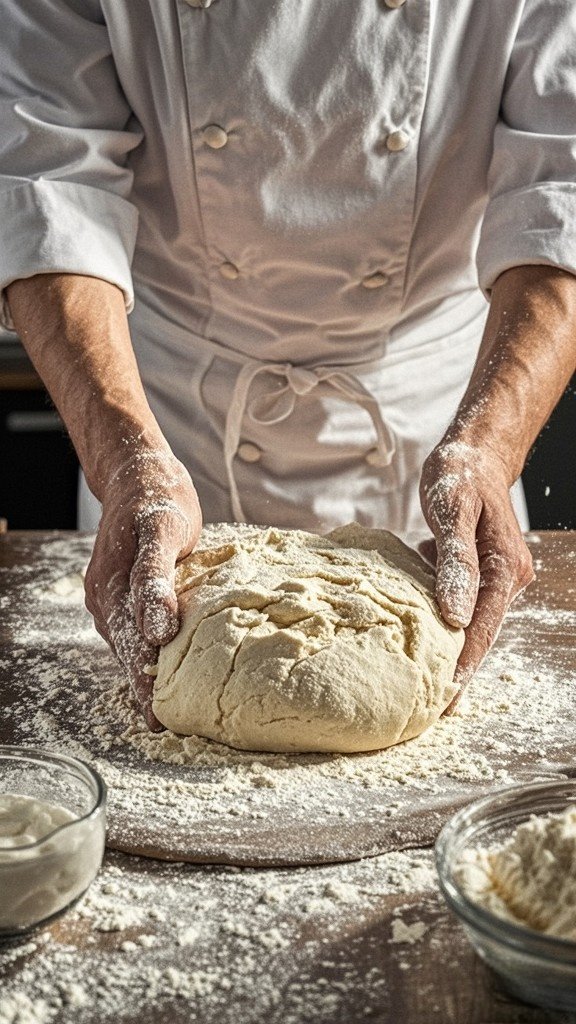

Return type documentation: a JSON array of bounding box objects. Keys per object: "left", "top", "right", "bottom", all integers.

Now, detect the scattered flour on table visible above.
[
  {"left": 390, "top": 918, "right": 429, "bottom": 945},
  {"left": 31, "top": 570, "right": 86, "bottom": 604},
  {"left": 0, "top": 847, "right": 437, "bottom": 1024},
  {"left": 1, "top": 533, "right": 575, "bottom": 1021},
  {"left": 455, "top": 805, "right": 576, "bottom": 941},
  {"left": 2, "top": 531, "right": 575, "bottom": 858}
]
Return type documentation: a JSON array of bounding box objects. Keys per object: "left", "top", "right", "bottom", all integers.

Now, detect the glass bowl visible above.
[
  {"left": 0, "top": 746, "right": 106, "bottom": 939},
  {"left": 436, "top": 779, "right": 576, "bottom": 1012}
]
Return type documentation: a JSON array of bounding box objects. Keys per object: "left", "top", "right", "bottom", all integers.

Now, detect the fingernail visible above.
[{"left": 441, "top": 601, "right": 474, "bottom": 629}]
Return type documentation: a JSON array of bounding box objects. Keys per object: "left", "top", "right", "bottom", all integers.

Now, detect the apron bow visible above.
[{"left": 223, "top": 359, "right": 397, "bottom": 521}]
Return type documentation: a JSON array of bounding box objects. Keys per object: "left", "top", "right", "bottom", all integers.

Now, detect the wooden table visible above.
[{"left": 0, "top": 531, "right": 575, "bottom": 1024}]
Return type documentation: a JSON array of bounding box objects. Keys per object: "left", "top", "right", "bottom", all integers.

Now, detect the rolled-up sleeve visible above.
[
  {"left": 0, "top": 0, "right": 142, "bottom": 329},
  {"left": 477, "top": 0, "right": 576, "bottom": 295}
]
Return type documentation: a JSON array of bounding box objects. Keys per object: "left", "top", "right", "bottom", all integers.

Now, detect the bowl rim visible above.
[
  {"left": 435, "top": 779, "right": 576, "bottom": 961},
  {"left": 0, "top": 744, "right": 107, "bottom": 856}
]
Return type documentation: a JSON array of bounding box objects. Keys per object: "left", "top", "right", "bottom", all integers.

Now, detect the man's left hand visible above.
[{"left": 420, "top": 440, "right": 534, "bottom": 712}]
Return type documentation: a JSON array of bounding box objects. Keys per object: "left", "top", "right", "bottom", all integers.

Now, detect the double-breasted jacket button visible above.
[
  {"left": 386, "top": 129, "right": 411, "bottom": 152},
  {"left": 365, "top": 448, "right": 389, "bottom": 468},
  {"left": 219, "top": 261, "right": 240, "bottom": 280},
  {"left": 237, "top": 442, "right": 262, "bottom": 463},
  {"left": 202, "top": 124, "right": 228, "bottom": 149},
  {"left": 361, "top": 271, "right": 388, "bottom": 290}
]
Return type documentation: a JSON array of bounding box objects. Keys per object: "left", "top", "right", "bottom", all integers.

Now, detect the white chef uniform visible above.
[{"left": 2, "top": 0, "right": 576, "bottom": 543}]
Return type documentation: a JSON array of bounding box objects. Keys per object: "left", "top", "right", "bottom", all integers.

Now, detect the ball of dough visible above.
[{"left": 152, "top": 523, "right": 464, "bottom": 753}]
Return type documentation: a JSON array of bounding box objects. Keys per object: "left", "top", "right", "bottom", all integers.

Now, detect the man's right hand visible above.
[
  {"left": 6, "top": 273, "right": 204, "bottom": 732},
  {"left": 84, "top": 446, "right": 202, "bottom": 730}
]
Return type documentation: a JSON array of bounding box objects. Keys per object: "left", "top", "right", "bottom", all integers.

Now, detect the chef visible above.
[{"left": 1, "top": 1, "right": 575, "bottom": 728}]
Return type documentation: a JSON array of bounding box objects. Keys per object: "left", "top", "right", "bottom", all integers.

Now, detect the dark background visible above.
[
  {"left": 0, "top": 337, "right": 574, "bottom": 532},
  {"left": 521, "top": 374, "right": 575, "bottom": 529}
]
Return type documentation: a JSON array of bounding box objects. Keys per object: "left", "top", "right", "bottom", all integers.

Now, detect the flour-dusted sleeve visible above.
[
  {"left": 477, "top": 0, "right": 576, "bottom": 295},
  {"left": 0, "top": 0, "right": 143, "bottom": 329}
]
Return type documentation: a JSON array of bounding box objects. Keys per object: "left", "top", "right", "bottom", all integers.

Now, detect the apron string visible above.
[{"left": 224, "top": 361, "right": 397, "bottom": 522}]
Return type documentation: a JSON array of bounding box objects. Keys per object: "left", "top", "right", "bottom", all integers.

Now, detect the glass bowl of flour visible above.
[
  {"left": 0, "top": 746, "right": 106, "bottom": 939},
  {"left": 436, "top": 779, "right": 576, "bottom": 1012}
]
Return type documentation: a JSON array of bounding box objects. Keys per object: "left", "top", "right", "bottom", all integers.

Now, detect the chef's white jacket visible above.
[{"left": 2, "top": 0, "right": 575, "bottom": 541}]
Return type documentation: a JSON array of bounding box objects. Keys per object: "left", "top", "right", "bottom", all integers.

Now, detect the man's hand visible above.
[
  {"left": 420, "top": 441, "right": 534, "bottom": 711},
  {"left": 6, "top": 273, "right": 205, "bottom": 730},
  {"left": 418, "top": 265, "right": 576, "bottom": 709},
  {"left": 84, "top": 447, "right": 202, "bottom": 730}
]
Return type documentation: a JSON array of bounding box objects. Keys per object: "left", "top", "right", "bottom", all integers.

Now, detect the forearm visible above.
[
  {"left": 444, "top": 265, "right": 576, "bottom": 482},
  {"left": 8, "top": 271, "right": 202, "bottom": 729},
  {"left": 421, "top": 264, "right": 576, "bottom": 704},
  {"left": 6, "top": 273, "right": 168, "bottom": 498}
]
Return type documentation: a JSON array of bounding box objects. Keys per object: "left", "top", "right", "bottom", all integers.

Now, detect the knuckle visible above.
[
  {"left": 436, "top": 537, "right": 479, "bottom": 595},
  {"left": 129, "top": 558, "right": 173, "bottom": 598},
  {"left": 134, "top": 575, "right": 174, "bottom": 608},
  {"left": 133, "top": 504, "right": 191, "bottom": 560},
  {"left": 135, "top": 500, "right": 187, "bottom": 534},
  {"left": 440, "top": 544, "right": 477, "bottom": 576},
  {"left": 484, "top": 551, "right": 512, "bottom": 578},
  {"left": 482, "top": 541, "right": 533, "bottom": 595},
  {"left": 427, "top": 489, "right": 480, "bottom": 541}
]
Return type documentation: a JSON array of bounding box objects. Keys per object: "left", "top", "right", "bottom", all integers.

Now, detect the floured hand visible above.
[
  {"left": 84, "top": 446, "right": 202, "bottom": 729},
  {"left": 420, "top": 440, "right": 534, "bottom": 712}
]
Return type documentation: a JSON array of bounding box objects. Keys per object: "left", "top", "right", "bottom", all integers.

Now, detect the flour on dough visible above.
[{"left": 152, "top": 523, "right": 464, "bottom": 754}]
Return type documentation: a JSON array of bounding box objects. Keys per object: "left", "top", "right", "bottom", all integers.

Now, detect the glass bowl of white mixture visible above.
[
  {"left": 0, "top": 746, "right": 106, "bottom": 939},
  {"left": 436, "top": 779, "right": 576, "bottom": 1012}
]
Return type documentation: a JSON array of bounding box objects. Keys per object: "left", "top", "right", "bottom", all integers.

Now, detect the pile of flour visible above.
[{"left": 455, "top": 805, "right": 576, "bottom": 940}]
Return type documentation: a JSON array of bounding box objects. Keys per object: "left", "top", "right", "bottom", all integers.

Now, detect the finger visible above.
[
  {"left": 130, "top": 504, "right": 192, "bottom": 646},
  {"left": 143, "top": 703, "right": 164, "bottom": 733},
  {"left": 423, "top": 474, "right": 482, "bottom": 628},
  {"left": 444, "top": 552, "right": 514, "bottom": 715},
  {"left": 131, "top": 664, "right": 164, "bottom": 733},
  {"left": 107, "top": 602, "right": 164, "bottom": 731},
  {"left": 85, "top": 525, "right": 137, "bottom": 652},
  {"left": 85, "top": 580, "right": 117, "bottom": 653},
  {"left": 457, "top": 550, "right": 516, "bottom": 677},
  {"left": 93, "top": 616, "right": 116, "bottom": 651},
  {"left": 133, "top": 573, "right": 179, "bottom": 646},
  {"left": 435, "top": 524, "right": 480, "bottom": 630}
]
